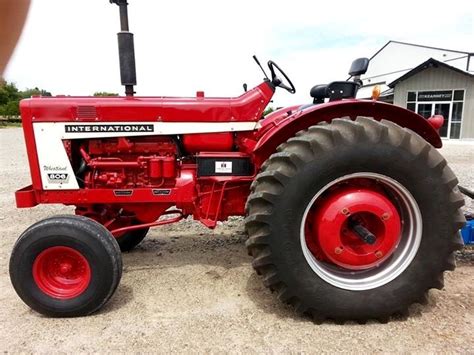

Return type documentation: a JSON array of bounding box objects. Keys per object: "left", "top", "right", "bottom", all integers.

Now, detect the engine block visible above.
[{"left": 78, "top": 136, "right": 178, "bottom": 189}]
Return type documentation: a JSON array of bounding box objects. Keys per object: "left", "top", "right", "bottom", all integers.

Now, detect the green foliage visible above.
[
  {"left": 0, "top": 81, "right": 20, "bottom": 117},
  {"left": 21, "top": 87, "right": 52, "bottom": 98},
  {"left": 0, "top": 81, "right": 52, "bottom": 118},
  {"left": 93, "top": 92, "right": 119, "bottom": 97},
  {"left": 263, "top": 106, "right": 275, "bottom": 116},
  {"left": 1, "top": 100, "right": 20, "bottom": 117},
  {"left": 0, "top": 81, "right": 20, "bottom": 106}
]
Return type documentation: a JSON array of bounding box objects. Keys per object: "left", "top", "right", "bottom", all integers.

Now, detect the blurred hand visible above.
[{"left": 0, "top": 0, "right": 31, "bottom": 77}]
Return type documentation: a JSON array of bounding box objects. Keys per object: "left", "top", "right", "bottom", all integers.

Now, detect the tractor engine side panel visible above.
[
  {"left": 21, "top": 119, "right": 254, "bottom": 227},
  {"left": 80, "top": 136, "right": 178, "bottom": 189},
  {"left": 31, "top": 121, "right": 257, "bottom": 190}
]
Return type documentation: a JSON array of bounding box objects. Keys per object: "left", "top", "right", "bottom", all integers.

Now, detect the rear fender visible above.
[{"left": 253, "top": 99, "right": 442, "bottom": 165}]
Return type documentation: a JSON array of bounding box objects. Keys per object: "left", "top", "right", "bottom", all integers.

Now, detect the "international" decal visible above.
[{"left": 65, "top": 124, "right": 154, "bottom": 133}]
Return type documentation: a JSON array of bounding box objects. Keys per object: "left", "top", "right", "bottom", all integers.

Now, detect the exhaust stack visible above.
[{"left": 110, "top": 0, "right": 137, "bottom": 96}]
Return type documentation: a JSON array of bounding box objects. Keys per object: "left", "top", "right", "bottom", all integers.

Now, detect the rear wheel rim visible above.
[
  {"left": 33, "top": 246, "right": 91, "bottom": 299},
  {"left": 300, "top": 173, "right": 422, "bottom": 291}
]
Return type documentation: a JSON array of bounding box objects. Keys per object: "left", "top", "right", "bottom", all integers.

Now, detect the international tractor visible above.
[{"left": 9, "top": 0, "right": 465, "bottom": 322}]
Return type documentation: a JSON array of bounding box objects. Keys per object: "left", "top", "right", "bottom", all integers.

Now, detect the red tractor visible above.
[{"left": 10, "top": 0, "right": 465, "bottom": 322}]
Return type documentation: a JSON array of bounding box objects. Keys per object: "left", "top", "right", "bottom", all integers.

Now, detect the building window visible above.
[
  {"left": 450, "top": 102, "right": 463, "bottom": 139},
  {"left": 453, "top": 90, "right": 464, "bottom": 101},
  {"left": 417, "top": 103, "right": 432, "bottom": 118},
  {"left": 407, "top": 92, "right": 416, "bottom": 112},
  {"left": 406, "top": 89, "right": 465, "bottom": 139}
]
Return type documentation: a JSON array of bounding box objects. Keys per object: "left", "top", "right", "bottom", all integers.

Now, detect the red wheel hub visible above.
[
  {"left": 307, "top": 187, "right": 401, "bottom": 270},
  {"left": 33, "top": 246, "right": 91, "bottom": 299}
]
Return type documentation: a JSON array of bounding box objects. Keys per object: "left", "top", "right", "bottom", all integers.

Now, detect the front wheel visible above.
[
  {"left": 245, "top": 117, "right": 465, "bottom": 322},
  {"left": 9, "top": 215, "right": 122, "bottom": 317}
]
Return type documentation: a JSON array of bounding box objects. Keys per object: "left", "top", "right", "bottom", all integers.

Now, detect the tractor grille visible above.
[{"left": 76, "top": 106, "right": 97, "bottom": 119}]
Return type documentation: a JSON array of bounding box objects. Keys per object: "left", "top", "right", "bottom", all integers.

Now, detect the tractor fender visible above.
[{"left": 253, "top": 99, "right": 442, "bottom": 165}]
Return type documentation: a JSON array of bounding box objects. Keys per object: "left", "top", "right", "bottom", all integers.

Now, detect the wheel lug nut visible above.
[
  {"left": 381, "top": 213, "right": 390, "bottom": 221},
  {"left": 334, "top": 247, "right": 343, "bottom": 254},
  {"left": 375, "top": 251, "right": 383, "bottom": 258},
  {"left": 341, "top": 208, "right": 350, "bottom": 216}
]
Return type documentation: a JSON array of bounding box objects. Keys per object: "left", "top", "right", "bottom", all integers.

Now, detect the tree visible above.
[
  {"left": 0, "top": 81, "right": 21, "bottom": 117},
  {"left": 21, "top": 87, "right": 52, "bottom": 98},
  {"left": 1, "top": 100, "right": 21, "bottom": 117},
  {"left": 0, "top": 81, "right": 20, "bottom": 105},
  {"left": 0, "top": 81, "right": 52, "bottom": 118}
]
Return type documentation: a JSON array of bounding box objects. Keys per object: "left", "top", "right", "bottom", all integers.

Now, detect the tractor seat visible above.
[
  {"left": 310, "top": 81, "right": 360, "bottom": 103},
  {"left": 310, "top": 85, "right": 329, "bottom": 101}
]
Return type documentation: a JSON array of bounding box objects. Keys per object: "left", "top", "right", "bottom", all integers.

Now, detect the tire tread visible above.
[{"left": 245, "top": 118, "right": 464, "bottom": 323}]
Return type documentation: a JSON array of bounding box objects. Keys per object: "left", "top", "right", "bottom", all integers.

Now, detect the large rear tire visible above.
[
  {"left": 9, "top": 215, "right": 122, "bottom": 317},
  {"left": 245, "top": 118, "right": 465, "bottom": 322}
]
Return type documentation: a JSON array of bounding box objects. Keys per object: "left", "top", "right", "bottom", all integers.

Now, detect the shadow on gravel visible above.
[
  {"left": 120, "top": 231, "right": 250, "bottom": 272},
  {"left": 102, "top": 228, "right": 446, "bottom": 323},
  {"left": 244, "top": 272, "right": 308, "bottom": 323},
  {"left": 100, "top": 285, "right": 134, "bottom": 315},
  {"left": 118, "top": 232, "right": 305, "bottom": 322},
  {"left": 245, "top": 270, "right": 440, "bottom": 324},
  {"left": 455, "top": 246, "right": 474, "bottom": 264}
]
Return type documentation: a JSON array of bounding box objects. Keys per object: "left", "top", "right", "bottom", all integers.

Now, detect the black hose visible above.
[
  {"left": 76, "top": 158, "right": 87, "bottom": 176},
  {"left": 74, "top": 158, "right": 88, "bottom": 187},
  {"left": 459, "top": 185, "right": 474, "bottom": 199}
]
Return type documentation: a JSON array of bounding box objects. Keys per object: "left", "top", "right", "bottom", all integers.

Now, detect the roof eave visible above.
[{"left": 388, "top": 58, "right": 474, "bottom": 88}]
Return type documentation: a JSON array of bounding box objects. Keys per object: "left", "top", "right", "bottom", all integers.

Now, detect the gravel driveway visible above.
[{"left": 0, "top": 128, "right": 472, "bottom": 353}]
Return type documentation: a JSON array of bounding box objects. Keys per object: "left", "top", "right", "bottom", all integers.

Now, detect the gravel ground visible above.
[{"left": 0, "top": 128, "right": 473, "bottom": 353}]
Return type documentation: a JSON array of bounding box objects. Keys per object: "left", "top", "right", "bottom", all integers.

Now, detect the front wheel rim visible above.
[
  {"left": 300, "top": 173, "right": 422, "bottom": 291},
  {"left": 33, "top": 246, "right": 91, "bottom": 299}
]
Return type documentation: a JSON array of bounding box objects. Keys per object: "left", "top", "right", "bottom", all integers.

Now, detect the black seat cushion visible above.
[
  {"left": 310, "top": 81, "right": 360, "bottom": 102},
  {"left": 310, "top": 84, "right": 329, "bottom": 99}
]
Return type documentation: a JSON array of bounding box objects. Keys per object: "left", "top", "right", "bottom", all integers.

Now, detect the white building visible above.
[{"left": 359, "top": 41, "right": 474, "bottom": 139}]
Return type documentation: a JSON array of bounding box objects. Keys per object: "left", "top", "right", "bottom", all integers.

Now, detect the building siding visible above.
[{"left": 393, "top": 66, "right": 474, "bottom": 139}]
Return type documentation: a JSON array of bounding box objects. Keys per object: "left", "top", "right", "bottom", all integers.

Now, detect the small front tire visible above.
[{"left": 9, "top": 215, "right": 122, "bottom": 317}]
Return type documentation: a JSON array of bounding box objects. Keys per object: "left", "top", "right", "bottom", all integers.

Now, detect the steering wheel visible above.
[{"left": 267, "top": 60, "right": 296, "bottom": 94}]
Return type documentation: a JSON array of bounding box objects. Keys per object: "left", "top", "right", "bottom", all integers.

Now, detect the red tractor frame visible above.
[{"left": 9, "top": 0, "right": 464, "bottom": 321}]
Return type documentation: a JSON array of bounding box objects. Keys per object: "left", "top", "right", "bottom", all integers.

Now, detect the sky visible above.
[{"left": 5, "top": 0, "right": 474, "bottom": 107}]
